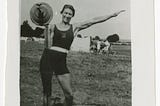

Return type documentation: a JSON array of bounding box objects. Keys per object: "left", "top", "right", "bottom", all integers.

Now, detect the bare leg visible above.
[
  {"left": 40, "top": 49, "right": 53, "bottom": 106},
  {"left": 40, "top": 72, "right": 53, "bottom": 106},
  {"left": 56, "top": 73, "right": 73, "bottom": 106}
]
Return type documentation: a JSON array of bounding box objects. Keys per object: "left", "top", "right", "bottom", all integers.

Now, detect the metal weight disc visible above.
[{"left": 30, "top": 2, "right": 53, "bottom": 26}]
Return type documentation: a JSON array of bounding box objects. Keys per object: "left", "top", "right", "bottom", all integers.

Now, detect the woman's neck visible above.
[
  {"left": 56, "top": 22, "right": 71, "bottom": 31},
  {"left": 61, "top": 21, "right": 70, "bottom": 26}
]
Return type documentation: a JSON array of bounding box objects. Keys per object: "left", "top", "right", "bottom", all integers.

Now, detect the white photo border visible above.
[
  {"left": 5, "top": 0, "right": 156, "bottom": 106},
  {"left": 0, "top": 0, "right": 7, "bottom": 106}
]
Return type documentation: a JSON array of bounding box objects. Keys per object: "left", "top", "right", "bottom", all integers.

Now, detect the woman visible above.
[{"left": 40, "top": 4, "right": 125, "bottom": 106}]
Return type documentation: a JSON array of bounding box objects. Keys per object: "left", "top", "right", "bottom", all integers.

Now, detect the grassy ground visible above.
[{"left": 20, "top": 41, "right": 131, "bottom": 106}]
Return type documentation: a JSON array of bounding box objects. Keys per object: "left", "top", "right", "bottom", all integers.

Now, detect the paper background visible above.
[
  {"left": 1, "top": 0, "right": 158, "bottom": 106},
  {"left": 0, "top": 0, "right": 7, "bottom": 106},
  {"left": 155, "top": 0, "right": 160, "bottom": 106}
]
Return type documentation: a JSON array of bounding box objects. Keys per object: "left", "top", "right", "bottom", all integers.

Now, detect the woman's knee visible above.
[{"left": 57, "top": 74, "right": 73, "bottom": 95}]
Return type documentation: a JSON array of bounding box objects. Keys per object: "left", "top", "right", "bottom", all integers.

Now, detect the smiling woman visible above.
[
  {"left": 18, "top": 0, "right": 132, "bottom": 106},
  {"left": 38, "top": 3, "right": 125, "bottom": 106}
]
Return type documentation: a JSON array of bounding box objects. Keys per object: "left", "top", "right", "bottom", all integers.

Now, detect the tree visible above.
[
  {"left": 106, "top": 34, "right": 119, "bottom": 42},
  {"left": 34, "top": 27, "right": 45, "bottom": 38},
  {"left": 77, "top": 34, "right": 82, "bottom": 38},
  {"left": 94, "top": 36, "right": 100, "bottom": 40},
  {"left": 21, "top": 20, "right": 34, "bottom": 37}
]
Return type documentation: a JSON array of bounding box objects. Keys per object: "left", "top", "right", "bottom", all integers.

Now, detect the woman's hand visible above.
[{"left": 112, "top": 10, "right": 126, "bottom": 17}]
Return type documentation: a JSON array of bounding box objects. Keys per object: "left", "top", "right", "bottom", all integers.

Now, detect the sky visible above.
[{"left": 21, "top": 0, "right": 130, "bottom": 40}]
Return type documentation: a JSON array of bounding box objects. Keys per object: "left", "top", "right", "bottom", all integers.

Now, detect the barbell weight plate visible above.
[{"left": 30, "top": 2, "right": 53, "bottom": 26}]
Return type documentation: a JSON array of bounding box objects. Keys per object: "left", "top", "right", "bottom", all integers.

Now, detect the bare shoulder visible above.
[
  {"left": 49, "top": 24, "right": 56, "bottom": 31},
  {"left": 72, "top": 23, "right": 77, "bottom": 31},
  {"left": 72, "top": 22, "right": 82, "bottom": 31},
  {"left": 72, "top": 19, "right": 93, "bottom": 31}
]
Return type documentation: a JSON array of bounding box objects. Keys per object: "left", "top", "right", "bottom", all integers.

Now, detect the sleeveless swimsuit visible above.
[
  {"left": 39, "top": 24, "right": 74, "bottom": 96},
  {"left": 52, "top": 25, "right": 74, "bottom": 50}
]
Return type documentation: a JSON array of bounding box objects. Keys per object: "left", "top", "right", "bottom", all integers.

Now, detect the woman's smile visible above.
[{"left": 62, "top": 8, "right": 73, "bottom": 23}]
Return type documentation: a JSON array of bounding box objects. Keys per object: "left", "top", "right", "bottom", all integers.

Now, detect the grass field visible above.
[{"left": 20, "top": 41, "right": 131, "bottom": 106}]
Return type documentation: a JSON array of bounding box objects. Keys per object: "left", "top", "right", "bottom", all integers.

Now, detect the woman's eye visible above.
[{"left": 63, "top": 12, "right": 72, "bottom": 16}]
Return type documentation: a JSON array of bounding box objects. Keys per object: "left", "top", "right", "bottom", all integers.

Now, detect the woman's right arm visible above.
[{"left": 44, "top": 24, "right": 55, "bottom": 49}]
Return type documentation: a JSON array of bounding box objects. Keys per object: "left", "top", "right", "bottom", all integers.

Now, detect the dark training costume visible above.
[
  {"left": 39, "top": 24, "right": 74, "bottom": 96},
  {"left": 52, "top": 25, "right": 74, "bottom": 50}
]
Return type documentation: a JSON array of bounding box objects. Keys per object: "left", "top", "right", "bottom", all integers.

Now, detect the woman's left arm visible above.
[{"left": 73, "top": 10, "right": 125, "bottom": 35}]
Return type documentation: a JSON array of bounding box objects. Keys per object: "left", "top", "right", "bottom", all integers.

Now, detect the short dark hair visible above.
[{"left": 60, "top": 4, "right": 75, "bottom": 17}]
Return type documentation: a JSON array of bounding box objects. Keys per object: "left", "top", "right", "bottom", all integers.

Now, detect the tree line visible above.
[{"left": 21, "top": 20, "right": 44, "bottom": 38}]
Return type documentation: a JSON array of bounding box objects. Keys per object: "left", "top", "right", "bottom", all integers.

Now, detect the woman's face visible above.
[{"left": 61, "top": 8, "right": 73, "bottom": 24}]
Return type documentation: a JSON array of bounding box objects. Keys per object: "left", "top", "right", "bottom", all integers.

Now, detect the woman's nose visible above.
[
  {"left": 66, "top": 14, "right": 69, "bottom": 17},
  {"left": 65, "top": 13, "right": 71, "bottom": 17}
]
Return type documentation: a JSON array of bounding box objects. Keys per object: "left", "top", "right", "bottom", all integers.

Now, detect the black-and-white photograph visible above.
[{"left": 20, "top": 0, "right": 131, "bottom": 106}]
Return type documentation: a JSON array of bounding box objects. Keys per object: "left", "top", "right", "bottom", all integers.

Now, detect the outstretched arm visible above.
[{"left": 73, "top": 10, "right": 125, "bottom": 35}]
